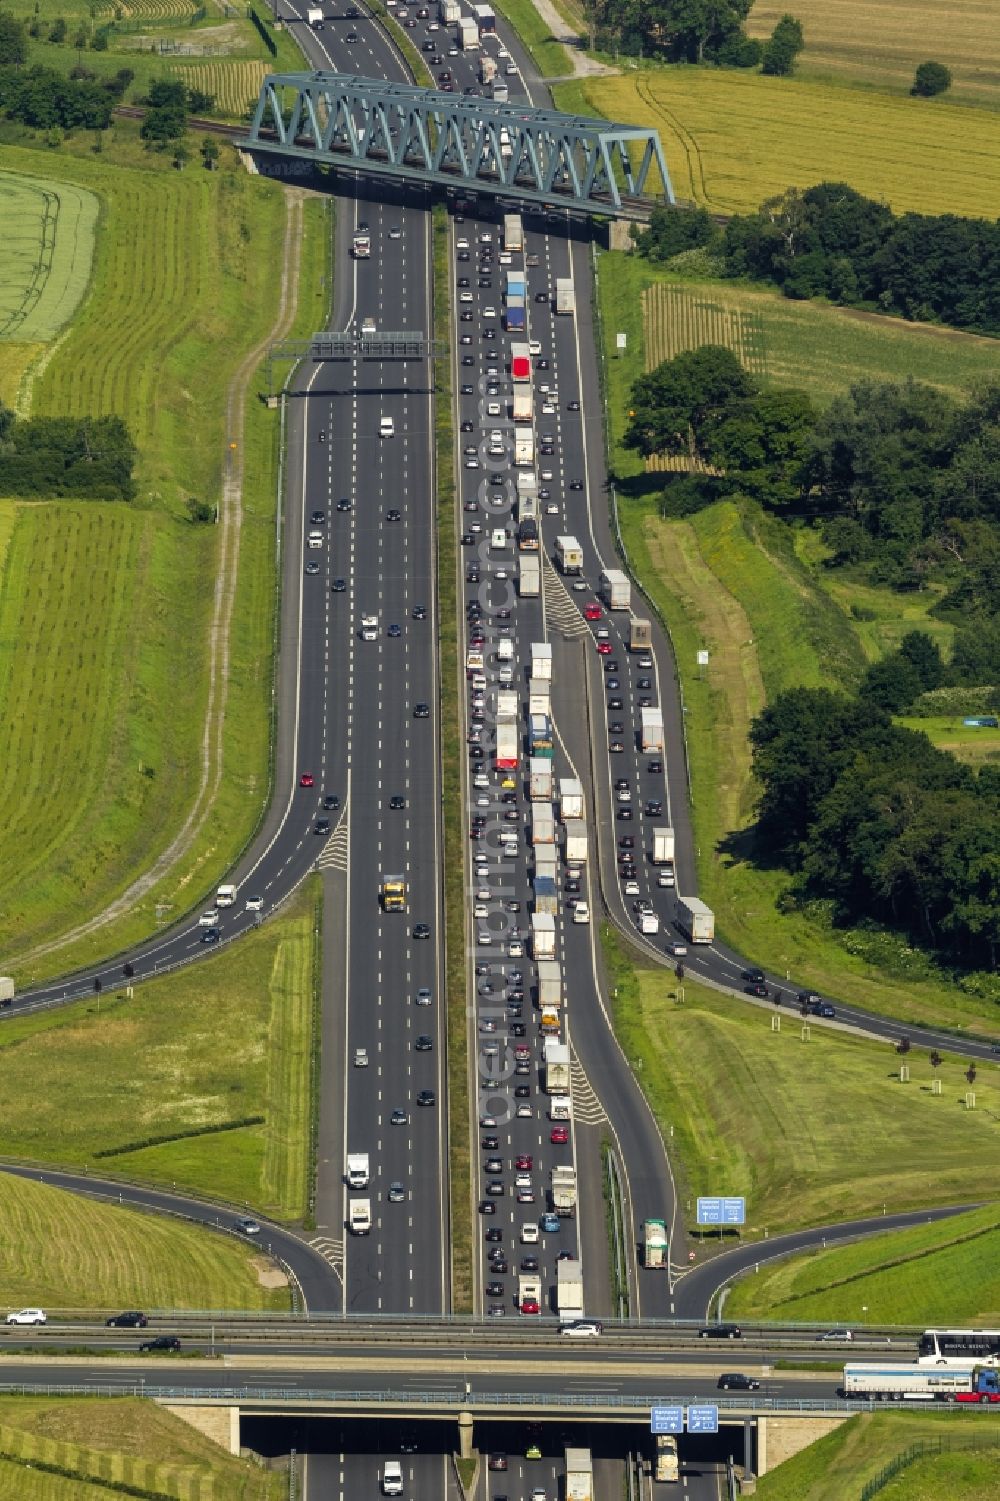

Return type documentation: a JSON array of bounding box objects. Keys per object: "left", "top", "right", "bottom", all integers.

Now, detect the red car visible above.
[
  {"left": 596, "top": 641, "right": 612, "bottom": 655},
  {"left": 584, "top": 603, "right": 601, "bottom": 621},
  {"left": 516, "top": 1154, "right": 533, "bottom": 1170},
  {"left": 299, "top": 772, "right": 315, "bottom": 787},
  {"left": 520, "top": 1299, "right": 541, "bottom": 1315},
  {"left": 550, "top": 1126, "right": 569, "bottom": 1144}
]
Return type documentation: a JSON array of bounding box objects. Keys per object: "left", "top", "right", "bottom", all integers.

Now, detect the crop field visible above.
[
  {"left": 117, "top": 0, "right": 200, "bottom": 15},
  {"left": 726, "top": 1203, "right": 1000, "bottom": 1323},
  {"left": 747, "top": 0, "right": 1000, "bottom": 107},
  {"left": 754, "top": 1411, "right": 1000, "bottom": 1501},
  {"left": 604, "top": 930, "right": 1000, "bottom": 1232},
  {"left": 0, "top": 1171, "right": 286, "bottom": 1310},
  {"left": 0, "top": 172, "right": 98, "bottom": 343},
  {"left": 0, "top": 884, "right": 317, "bottom": 1218},
  {"left": 0, "top": 1398, "right": 282, "bottom": 1501},
  {"left": 564, "top": 71, "right": 1000, "bottom": 218},
  {"left": 174, "top": 60, "right": 271, "bottom": 119},
  {"left": 0, "top": 143, "right": 304, "bottom": 976}
]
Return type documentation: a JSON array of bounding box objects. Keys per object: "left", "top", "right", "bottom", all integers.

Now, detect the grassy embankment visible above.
[
  {"left": 601, "top": 925, "right": 1000, "bottom": 1235},
  {"left": 755, "top": 1412, "right": 1000, "bottom": 1501},
  {"left": 552, "top": 70, "right": 1000, "bottom": 218},
  {"left": 0, "top": 882, "right": 318, "bottom": 1219},
  {"left": 0, "top": 135, "right": 329, "bottom": 981},
  {"left": 432, "top": 205, "right": 473, "bottom": 1313},
  {"left": 726, "top": 1203, "right": 1000, "bottom": 1323},
  {"left": 745, "top": 0, "right": 1000, "bottom": 108},
  {"left": 0, "top": 1171, "right": 287, "bottom": 1311},
  {"left": 0, "top": 1396, "right": 283, "bottom": 1500},
  {"left": 488, "top": 0, "right": 569, "bottom": 77},
  {"left": 593, "top": 249, "right": 1000, "bottom": 1033}
]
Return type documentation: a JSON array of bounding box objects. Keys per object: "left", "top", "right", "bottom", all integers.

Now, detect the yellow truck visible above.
[{"left": 380, "top": 874, "right": 407, "bottom": 912}]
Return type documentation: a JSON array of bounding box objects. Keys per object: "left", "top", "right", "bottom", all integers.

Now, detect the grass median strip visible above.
[
  {"left": 433, "top": 204, "right": 473, "bottom": 1313},
  {"left": 600, "top": 924, "right": 1000, "bottom": 1235},
  {"left": 0, "top": 883, "right": 318, "bottom": 1220}
]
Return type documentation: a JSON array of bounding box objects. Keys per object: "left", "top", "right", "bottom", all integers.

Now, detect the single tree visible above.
[
  {"left": 912, "top": 61, "right": 951, "bottom": 97},
  {"left": 966, "top": 1063, "right": 977, "bottom": 1086},
  {"left": 929, "top": 1049, "right": 942, "bottom": 1070},
  {"left": 49, "top": 15, "right": 67, "bottom": 41},
  {"left": 761, "top": 13, "right": 803, "bottom": 75},
  {"left": 200, "top": 136, "right": 220, "bottom": 170},
  {"left": 0, "top": 10, "right": 29, "bottom": 65}
]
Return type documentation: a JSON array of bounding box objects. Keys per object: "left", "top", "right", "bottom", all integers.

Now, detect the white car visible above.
[
  {"left": 244, "top": 895, "right": 264, "bottom": 913},
  {"left": 573, "top": 902, "right": 590, "bottom": 924},
  {"left": 528, "top": 339, "right": 541, "bottom": 355},
  {"left": 545, "top": 503, "right": 559, "bottom": 515},
  {"left": 509, "top": 939, "right": 524, "bottom": 957},
  {"left": 6, "top": 1309, "right": 45, "bottom": 1325},
  {"left": 474, "top": 904, "right": 489, "bottom": 919},
  {"left": 354, "top": 1047, "right": 369, "bottom": 1067},
  {"left": 561, "top": 1319, "right": 602, "bottom": 1337},
  {"left": 624, "top": 879, "right": 640, "bottom": 895},
  {"left": 521, "top": 1223, "right": 539, "bottom": 1245},
  {"left": 457, "top": 236, "right": 469, "bottom": 249},
  {"left": 487, "top": 401, "right": 502, "bottom": 416},
  {"left": 307, "top": 530, "right": 323, "bottom": 548},
  {"left": 198, "top": 909, "right": 219, "bottom": 927},
  {"left": 484, "top": 306, "right": 497, "bottom": 319},
  {"left": 459, "top": 291, "right": 473, "bottom": 303},
  {"left": 541, "top": 402, "right": 555, "bottom": 414},
  {"left": 666, "top": 940, "right": 688, "bottom": 957},
  {"left": 516, "top": 1103, "right": 533, "bottom": 1118},
  {"left": 658, "top": 868, "right": 676, "bottom": 887}
]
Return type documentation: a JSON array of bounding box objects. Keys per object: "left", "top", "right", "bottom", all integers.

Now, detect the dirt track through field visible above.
[{"left": 16, "top": 187, "right": 306, "bottom": 968}]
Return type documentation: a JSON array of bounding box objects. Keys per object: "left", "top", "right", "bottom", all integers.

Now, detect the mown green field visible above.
[
  {"left": 0, "top": 884, "right": 318, "bottom": 1219},
  {"left": 0, "top": 1397, "right": 282, "bottom": 1500},
  {"left": 0, "top": 1172, "right": 287, "bottom": 1311},
  {"left": 597, "top": 250, "right": 1000, "bottom": 1032},
  {"left": 727, "top": 1204, "right": 1000, "bottom": 1323},
  {"left": 755, "top": 1412, "right": 1000, "bottom": 1501},
  {"left": 0, "top": 138, "right": 328, "bottom": 979},
  {"left": 746, "top": 0, "right": 1000, "bottom": 108},
  {"left": 603, "top": 927, "right": 1000, "bottom": 1232},
  {"left": 0, "top": 172, "right": 98, "bottom": 342},
  {"left": 555, "top": 70, "right": 1000, "bottom": 219}
]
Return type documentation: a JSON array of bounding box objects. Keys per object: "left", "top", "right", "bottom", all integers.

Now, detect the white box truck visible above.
[
  {"left": 346, "top": 1152, "right": 370, "bottom": 1188},
  {"left": 535, "top": 847, "right": 558, "bottom": 881},
  {"left": 519, "top": 1273, "right": 542, "bottom": 1310},
  {"left": 630, "top": 617, "right": 652, "bottom": 652},
  {"left": 551, "top": 1163, "right": 577, "bottom": 1215},
  {"left": 496, "top": 688, "right": 518, "bottom": 719},
  {"left": 563, "top": 818, "right": 588, "bottom": 864},
  {"left": 653, "top": 827, "right": 675, "bottom": 865},
  {"left": 515, "top": 431, "right": 534, "bottom": 466},
  {"left": 557, "top": 1258, "right": 584, "bottom": 1320},
  {"left": 641, "top": 706, "right": 665, "bottom": 754},
  {"left": 676, "top": 896, "right": 715, "bottom": 944},
  {"left": 534, "top": 876, "right": 558, "bottom": 915},
  {"left": 513, "top": 388, "right": 533, "bottom": 422},
  {"left": 349, "top": 1198, "right": 372, "bottom": 1235},
  {"left": 216, "top": 883, "right": 237, "bottom": 907},
  {"left": 0, "top": 977, "right": 13, "bottom": 1007},
  {"left": 555, "top": 277, "right": 575, "bottom": 314},
  {"left": 530, "top": 757, "right": 553, "bottom": 801},
  {"left": 439, "top": 0, "right": 460, "bottom": 19},
  {"left": 531, "top": 911, "right": 556, "bottom": 959},
  {"left": 639, "top": 912, "right": 660, "bottom": 935},
  {"left": 537, "top": 958, "right": 562, "bottom": 1009},
  {"left": 531, "top": 806, "right": 556, "bottom": 846},
  {"left": 519, "top": 556, "right": 540, "bottom": 597},
  {"left": 559, "top": 777, "right": 584, "bottom": 821},
  {"left": 307, "top": 5, "right": 323, "bottom": 23},
  {"left": 555, "top": 535, "right": 583, "bottom": 574},
  {"left": 528, "top": 688, "right": 551, "bottom": 718},
  {"left": 544, "top": 1038, "right": 570, "bottom": 1093},
  {"left": 458, "top": 15, "right": 479, "bottom": 47},
  {"left": 643, "top": 1217, "right": 668, "bottom": 1268},
  {"left": 655, "top": 1435, "right": 679, "bottom": 1483},
  {"left": 600, "top": 568, "right": 630, "bottom": 610},
  {"left": 503, "top": 212, "right": 524, "bottom": 252},
  {"left": 566, "top": 1447, "right": 594, "bottom": 1501},
  {"left": 530, "top": 641, "right": 553, "bottom": 680}
]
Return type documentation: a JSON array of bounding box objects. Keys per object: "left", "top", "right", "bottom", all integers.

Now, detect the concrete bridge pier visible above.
[{"left": 457, "top": 1410, "right": 474, "bottom": 1460}]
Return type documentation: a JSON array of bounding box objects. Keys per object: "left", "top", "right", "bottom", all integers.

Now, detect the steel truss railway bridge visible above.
[{"left": 240, "top": 70, "right": 673, "bottom": 217}]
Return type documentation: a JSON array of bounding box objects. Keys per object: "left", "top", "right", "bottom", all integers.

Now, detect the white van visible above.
[
  {"left": 491, "top": 528, "right": 508, "bottom": 551},
  {"left": 379, "top": 416, "right": 395, "bottom": 438},
  {"left": 216, "top": 883, "right": 237, "bottom": 907},
  {"left": 382, "top": 1460, "right": 403, "bottom": 1495}
]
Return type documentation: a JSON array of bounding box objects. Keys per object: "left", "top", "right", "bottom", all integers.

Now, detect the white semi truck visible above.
[
  {"left": 544, "top": 1039, "right": 570, "bottom": 1093},
  {"left": 600, "top": 568, "right": 630, "bottom": 610},
  {"left": 676, "top": 896, "right": 715, "bottom": 944},
  {"left": 641, "top": 706, "right": 665, "bottom": 754},
  {"left": 550, "top": 1164, "right": 577, "bottom": 1215},
  {"left": 554, "top": 535, "right": 583, "bottom": 574},
  {"left": 556, "top": 1257, "right": 584, "bottom": 1320}
]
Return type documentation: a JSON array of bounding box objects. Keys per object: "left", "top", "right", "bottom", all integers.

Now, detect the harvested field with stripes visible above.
[
  {"left": 175, "top": 59, "right": 271, "bottom": 119},
  {"left": 0, "top": 172, "right": 98, "bottom": 343}
]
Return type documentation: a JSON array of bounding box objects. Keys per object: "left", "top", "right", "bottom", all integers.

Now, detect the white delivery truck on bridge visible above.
[{"left": 676, "top": 895, "right": 715, "bottom": 944}]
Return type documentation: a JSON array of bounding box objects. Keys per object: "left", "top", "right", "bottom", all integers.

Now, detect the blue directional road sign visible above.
[
  {"left": 697, "top": 1196, "right": 746, "bottom": 1226},
  {"left": 651, "top": 1406, "right": 684, "bottom": 1434},
  {"left": 687, "top": 1405, "right": 719, "bottom": 1434}
]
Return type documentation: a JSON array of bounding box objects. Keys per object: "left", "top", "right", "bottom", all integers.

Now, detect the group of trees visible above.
[
  {"left": 583, "top": 0, "right": 805, "bottom": 73},
  {"left": 0, "top": 61, "right": 131, "bottom": 129},
  {"left": 625, "top": 348, "right": 1000, "bottom": 623},
  {"left": 636, "top": 183, "right": 1000, "bottom": 338},
  {"left": 750, "top": 687, "right": 1000, "bottom": 968},
  {"left": 0, "top": 408, "right": 137, "bottom": 500},
  {"left": 140, "top": 78, "right": 214, "bottom": 143}
]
